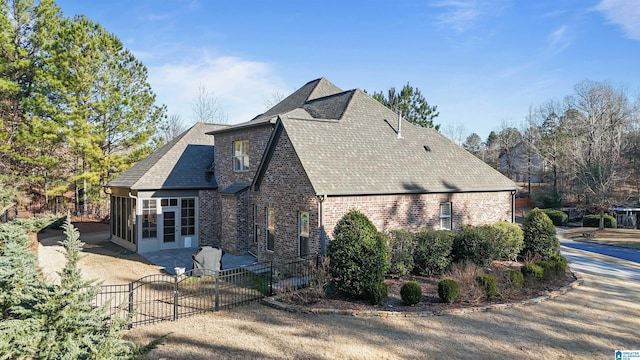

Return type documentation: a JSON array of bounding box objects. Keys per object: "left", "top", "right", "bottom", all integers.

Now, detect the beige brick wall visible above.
[
  {"left": 198, "top": 190, "right": 218, "bottom": 247},
  {"left": 322, "top": 191, "right": 513, "bottom": 239},
  {"left": 214, "top": 124, "right": 273, "bottom": 254},
  {"left": 251, "top": 127, "right": 319, "bottom": 262},
  {"left": 214, "top": 125, "right": 272, "bottom": 190}
]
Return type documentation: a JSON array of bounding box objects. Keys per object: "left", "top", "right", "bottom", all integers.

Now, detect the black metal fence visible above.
[{"left": 96, "top": 255, "right": 320, "bottom": 329}]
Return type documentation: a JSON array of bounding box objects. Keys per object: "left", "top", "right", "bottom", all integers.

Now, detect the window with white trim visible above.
[
  {"left": 299, "top": 211, "right": 309, "bottom": 257},
  {"left": 440, "top": 202, "right": 452, "bottom": 230},
  {"left": 266, "top": 207, "right": 275, "bottom": 251},
  {"left": 233, "top": 140, "right": 249, "bottom": 172},
  {"left": 142, "top": 199, "right": 157, "bottom": 238}
]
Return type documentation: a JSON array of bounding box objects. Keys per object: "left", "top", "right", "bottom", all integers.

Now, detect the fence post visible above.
[
  {"left": 173, "top": 275, "right": 178, "bottom": 321},
  {"left": 269, "top": 260, "right": 274, "bottom": 296},
  {"left": 214, "top": 270, "right": 220, "bottom": 311},
  {"left": 127, "top": 282, "right": 133, "bottom": 330}
]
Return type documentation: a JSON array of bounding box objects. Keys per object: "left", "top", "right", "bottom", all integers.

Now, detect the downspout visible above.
[
  {"left": 317, "top": 195, "right": 327, "bottom": 256},
  {"left": 511, "top": 190, "right": 517, "bottom": 223}
]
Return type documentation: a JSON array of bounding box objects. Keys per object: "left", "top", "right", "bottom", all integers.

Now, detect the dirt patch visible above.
[{"left": 37, "top": 221, "right": 162, "bottom": 285}]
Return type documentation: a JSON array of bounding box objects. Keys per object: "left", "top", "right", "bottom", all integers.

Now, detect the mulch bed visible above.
[{"left": 275, "top": 261, "right": 576, "bottom": 313}]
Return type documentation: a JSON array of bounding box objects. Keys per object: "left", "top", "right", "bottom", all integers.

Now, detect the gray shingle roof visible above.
[
  {"left": 207, "top": 78, "right": 343, "bottom": 136},
  {"left": 107, "top": 122, "right": 228, "bottom": 190},
  {"left": 262, "top": 89, "right": 517, "bottom": 195}
]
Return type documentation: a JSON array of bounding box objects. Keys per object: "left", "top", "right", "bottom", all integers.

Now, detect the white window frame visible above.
[
  {"left": 233, "top": 140, "right": 249, "bottom": 172},
  {"left": 440, "top": 202, "right": 452, "bottom": 230},
  {"left": 142, "top": 199, "right": 158, "bottom": 239},
  {"left": 299, "top": 211, "right": 310, "bottom": 257},
  {"left": 266, "top": 207, "right": 275, "bottom": 251}
]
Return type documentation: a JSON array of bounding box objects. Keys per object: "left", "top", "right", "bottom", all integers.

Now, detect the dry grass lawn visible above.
[
  {"left": 565, "top": 227, "right": 640, "bottom": 249},
  {"left": 125, "top": 250, "right": 640, "bottom": 359}
]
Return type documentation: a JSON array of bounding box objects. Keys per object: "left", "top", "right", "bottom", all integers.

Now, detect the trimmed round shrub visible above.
[
  {"left": 412, "top": 229, "right": 453, "bottom": 276},
  {"left": 521, "top": 208, "right": 559, "bottom": 260},
  {"left": 521, "top": 263, "right": 544, "bottom": 281},
  {"left": 328, "top": 209, "right": 390, "bottom": 300},
  {"left": 506, "top": 269, "right": 524, "bottom": 288},
  {"left": 438, "top": 279, "right": 460, "bottom": 304},
  {"left": 491, "top": 222, "right": 524, "bottom": 261},
  {"left": 550, "top": 254, "right": 567, "bottom": 274},
  {"left": 541, "top": 209, "right": 568, "bottom": 226},
  {"left": 387, "top": 230, "right": 415, "bottom": 277},
  {"left": 368, "top": 282, "right": 388, "bottom": 305},
  {"left": 475, "top": 274, "right": 497, "bottom": 298},
  {"left": 452, "top": 225, "right": 496, "bottom": 267},
  {"left": 400, "top": 281, "right": 423, "bottom": 305},
  {"left": 582, "top": 214, "right": 617, "bottom": 228},
  {"left": 535, "top": 260, "right": 556, "bottom": 280}
]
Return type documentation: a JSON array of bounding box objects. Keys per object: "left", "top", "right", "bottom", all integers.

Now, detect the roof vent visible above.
[
  {"left": 397, "top": 112, "right": 403, "bottom": 139},
  {"left": 424, "top": 145, "right": 431, "bottom": 152}
]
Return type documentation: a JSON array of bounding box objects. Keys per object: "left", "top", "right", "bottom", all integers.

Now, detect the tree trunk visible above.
[{"left": 599, "top": 209, "right": 605, "bottom": 230}]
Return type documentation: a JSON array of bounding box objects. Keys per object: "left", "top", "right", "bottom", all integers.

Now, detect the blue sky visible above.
[{"left": 56, "top": 0, "right": 640, "bottom": 141}]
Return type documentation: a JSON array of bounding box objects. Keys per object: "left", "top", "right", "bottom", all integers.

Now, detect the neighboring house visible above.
[
  {"left": 498, "top": 141, "right": 546, "bottom": 183},
  {"left": 107, "top": 122, "right": 227, "bottom": 253},
  {"left": 108, "top": 78, "right": 518, "bottom": 261}
]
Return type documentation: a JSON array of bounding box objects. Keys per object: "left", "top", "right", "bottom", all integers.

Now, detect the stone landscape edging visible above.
[{"left": 261, "top": 270, "right": 584, "bottom": 317}]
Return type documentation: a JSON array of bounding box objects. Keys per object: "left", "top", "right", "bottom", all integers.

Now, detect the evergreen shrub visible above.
[
  {"left": 412, "top": 229, "right": 453, "bottom": 276},
  {"left": 328, "top": 209, "right": 390, "bottom": 300},
  {"left": 475, "top": 274, "right": 497, "bottom": 298},
  {"left": 400, "top": 281, "right": 423, "bottom": 305},
  {"left": 437, "top": 279, "right": 460, "bottom": 304},
  {"left": 521, "top": 263, "right": 544, "bottom": 281},
  {"left": 582, "top": 214, "right": 617, "bottom": 228},
  {"left": 521, "top": 208, "right": 559, "bottom": 260}
]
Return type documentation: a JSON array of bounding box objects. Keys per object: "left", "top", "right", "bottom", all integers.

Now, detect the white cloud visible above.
[
  {"left": 148, "top": 52, "right": 287, "bottom": 125},
  {"left": 430, "top": 0, "right": 510, "bottom": 33},
  {"left": 549, "top": 25, "right": 571, "bottom": 52},
  {"left": 595, "top": 0, "right": 640, "bottom": 40}
]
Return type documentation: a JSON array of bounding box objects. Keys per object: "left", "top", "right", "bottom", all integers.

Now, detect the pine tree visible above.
[{"left": 33, "top": 217, "right": 133, "bottom": 359}]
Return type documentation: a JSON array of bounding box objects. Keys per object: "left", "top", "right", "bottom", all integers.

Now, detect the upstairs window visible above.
[
  {"left": 440, "top": 202, "right": 452, "bottom": 230},
  {"left": 233, "top": 140, "right": 249, "bottom": 172}
]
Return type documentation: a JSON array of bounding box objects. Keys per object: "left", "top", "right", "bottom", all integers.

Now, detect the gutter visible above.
[{"left": 317, "top": 195, "right": 327, "bottom": 256}]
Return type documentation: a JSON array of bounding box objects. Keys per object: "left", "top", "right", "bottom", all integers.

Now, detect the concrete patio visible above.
[{"left": 141, "top": 247, "right": 257, "bottom": 275}]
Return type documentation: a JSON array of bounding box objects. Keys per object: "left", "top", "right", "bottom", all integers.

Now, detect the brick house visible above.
[{"left": 108, "top": 78, "right": 517, "bottom": 261}]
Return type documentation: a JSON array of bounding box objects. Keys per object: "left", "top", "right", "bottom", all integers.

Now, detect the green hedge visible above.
[
  {"left": 412, "top": 229, "right": 453, "bottom": 276},
  {"left": 387, "top": 230, "right": 415, "bottom": 277},
  {"left": 582, "top": 214, "right": 617, "bottom": 228},
  {"left": 541, "top": 209, "right": 568, "bottom": 226}
]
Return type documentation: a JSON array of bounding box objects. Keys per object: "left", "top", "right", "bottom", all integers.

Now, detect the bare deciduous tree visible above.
[
  {"left": 192, "top": 84, "right": 228, "bottom": 124},
  {"left": 442, "top": 123, "right": 468, "bottom": 145},
  {"left": 263, "top": 90, "right": 286, "bottom": 110},
  {"left": 565, "top": 80, "right": 632, "bottom": 228},
  {"left": 161, "top": 114, "right": 187, "bottom": 144}
]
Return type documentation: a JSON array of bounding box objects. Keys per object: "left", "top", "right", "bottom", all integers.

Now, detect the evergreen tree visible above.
[
  {"left": 0, "top": 218, "right": 135, "bottom": 359},
  {"left": 371, "top": 83, "right": 440, "bottom": 129},
  {"left": 33, "top": 217, "right": 133, "bottom": 358}
]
